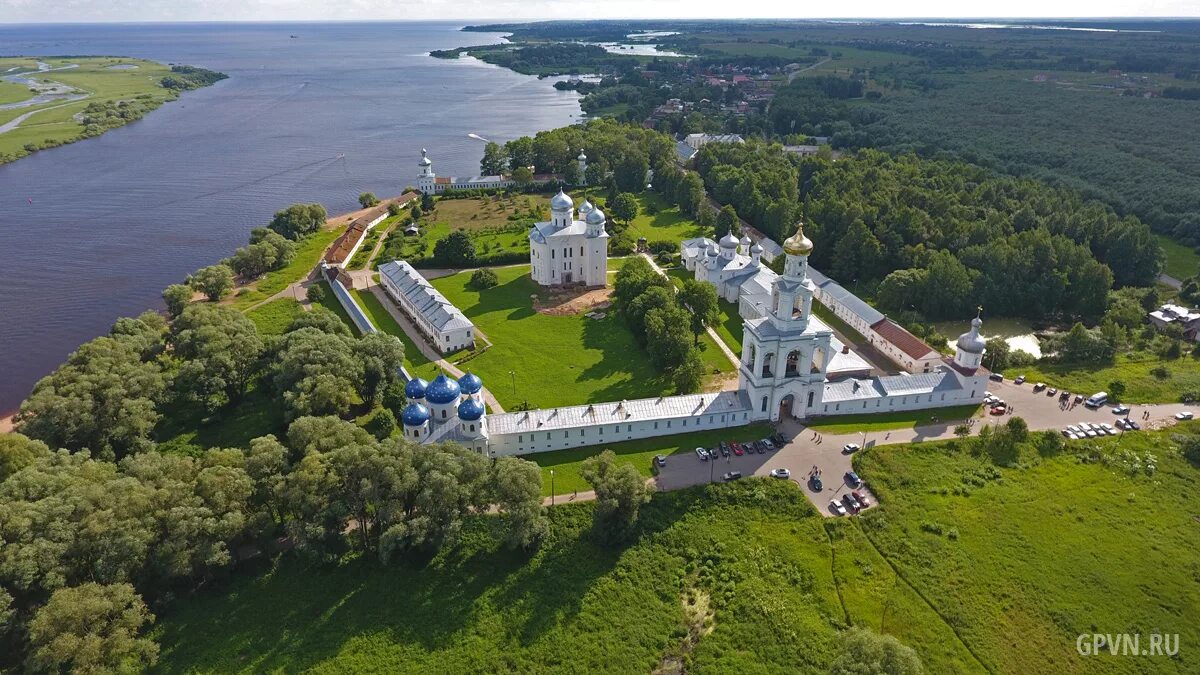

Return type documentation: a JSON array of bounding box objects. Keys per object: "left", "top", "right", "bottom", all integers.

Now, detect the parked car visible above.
[
  {"left": 761, "top": 439, "right": 776, "bottom": 451},
  {"left": 1015, "top": 375, "right": 1026, "bottom": 384},
  {"left": 990, "top": 407, "right": 1006, "bottom": 416},
  {"left": 989, "top": 373, "right": 1004, "bottom": 382},
  {"left": 811, "top": 475, "right": 823, "bottom": 491},
  {"left": 843, "top": 493, "right": 861, "bottom": 512},
  {"left": 695, "top": 447, "right": 709, "bottom": 461},
  {"left": 770, "top": 468, "right": 791, "bottom": 479},
  {"left": 654, "top": 455, "right": 667, "bottom": 467},
  {"left": 722, "top": 471, "right": 743, "bottom": 482},
  {"left": 1074, "top": 394, "right": 1085, "bottom": 404},
  {"left": 1033, "top": 382, "right": 1046, "bottom": 392},
  {"left": 771, "top": 432, "right": 786, "bottom": 446},
  {"left": 1176, "top": 411, "right": 1194, "bottom": 421},
  {"left": 842, "top": 443, "right": 861, "bottom": 454},
  {"left": 732, "top": 443, "right": 745, "bottom": 456},
  {"left": 755, "top": 441, "right": 767, "bottom": 454},
  {"left": 1060, "top": 391, "right": 1071, "bottom": 401},
  {"left": 718, "top": 441, "right": 731, "bottom": 457},
  {"left": 1047, "top": 388, "right": 1057, "bottom": 396},
  {"left": 1112, "top": 404, "right": 1130, "bottom": 415},
  {"left": 829, "top": 499, "right": 847, "bottom": 516},
  {"left": 852, "top": 490, "right": 871, "bottom": 507},
  {"left": 1128, "top": 420, "right": 1141, "bottom": 431},
  {"left": 845, "top": 471, "right": 862, "bottom": 487}
]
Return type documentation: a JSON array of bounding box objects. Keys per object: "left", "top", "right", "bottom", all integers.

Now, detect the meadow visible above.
[
  {"left": 617, "top": 192, "right": 709, "bottom": 245},
  {"left": 229, "top": 226, "right": 344, "bottom": 310},
  {"left": 1017, "top": 351, "right": 1200, "bottom": 404},
  {"left": 430, "top": 265, "right": 733, "bottom": 410},
  {"left": 375, "top": 193, "right": 544, "bottom": 268},
  {"left": 1157, "top": 234, "right": 1200, "bottom": 280},
  {"left": 244, "top": 298, "right": 305, "bottom": 336}
]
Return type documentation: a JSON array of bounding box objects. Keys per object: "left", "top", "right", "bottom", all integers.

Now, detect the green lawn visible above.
[
  {"left": 1017, "top": 352, "right": 1200, "bottom": 403},
  {"left": 618, "top": 192, "right": 708, "bottom": 245},
  {"left": 430, "top": 265, "right": 730, "bottom": 409},
  {"left": 1157, "top": 233, "right": 1199, "bottom": 280},
  {"left": 521, "top": 423, "right": 774, "bottom": 496},
  {"left": 313, "top": 281, "right": 361, "bottom": 337},
  {"left": 230, "top": 227, "right": 343, "bottom": 310},
  {"left": 244, "top": 298, "right": 305, "bottom": 336},
  {"left": 714, "top": 298, "right": 743, "bottom": 355},
  {"left": 350, "top": 287, "right": 445, "bottom": 381},
  {"left": 804, "top": 404, "right": 982, "bottom": 434},
  {"left": 375, "top": 194, "right": 542, "bottom": 269},
  {"left": 153, "top": 382, "right": 286, "bottom": 456},
  {"left": 852, "top": 421, "right": 1200, "bottom": 673}
]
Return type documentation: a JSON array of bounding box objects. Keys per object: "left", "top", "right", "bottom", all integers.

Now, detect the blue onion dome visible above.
[
  {"left": 458, "top": 371, "right": 483, "bottom": 395},
  {"left": 550, "top": 189, "right": 573, "bottom": 211},
  {"left": 425, "top": 373, "right": 461, "bottom": 404},
  {"left": 578, "top": 199, "right": 595, "bottom": 215},
  {"left": 401, "top": 402, "right": 430, "bottom": 426},
  {"left": 458, "top": 397, "right": 485, "bottom": 421},
  {"left": 404, "top": 377, "right": 429, "bottom": 400},
  {"left": 586, "top": 206, "right": 606, "bottom": 225}
]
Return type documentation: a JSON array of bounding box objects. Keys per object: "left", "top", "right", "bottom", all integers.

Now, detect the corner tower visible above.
[{"left": 417, "top": 149, "right": 436, "bottom": 194}]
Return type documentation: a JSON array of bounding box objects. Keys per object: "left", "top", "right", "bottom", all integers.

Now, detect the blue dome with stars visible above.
[
  {"left": 425, "top": 373, "right": 461, "bottom": 404},
  {"left": 457, "top": 397, "right": 485, "bottom": 421},
  {"left": 458, "top": 372, "right": 483, "bottom": 395},
  {"left": 404, "top": 377, "right": 428, "bottom": 400},
  {"left": 401, "top": 402, "right": 430, "bottom": 426}
]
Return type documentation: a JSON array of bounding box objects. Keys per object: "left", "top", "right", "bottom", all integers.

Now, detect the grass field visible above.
[
  {"left": 804, "top": 404, "right": 982, "bottom": 434},
  {"left": 349, "top": 287, "right": 445, "bottom": 381},
  {"left": 521, "top": 423, "right": 774, "bottom": 496},
  {"left": 430, "top": 265, "right": 731, "bottom": 410},
  {"left": 244, "top": 298, "right": 305, "bottom": 336},
  {"left": 1157, "top": 233, "right": 1199, "bottom": 280},
  {"left": 1017, "top": 352, "right": 1200, "bottom": 403},
  {"left": 376, "top": 194, "right": 543, "bottom": 268},
  {"left": 312, "top": 281, "right": 361, "bottom": 337},
  {"left": 619, "top": 192, "right": 708, "bottom": 244},
  {"left": 0, "top": 57, "right": 183, "bottom": 162},
  {"left": 229, "top": 226, "right": 343, "bottom": 310},
  {"left": 154, "top": 383, "right": 285, "bottom": 456}
]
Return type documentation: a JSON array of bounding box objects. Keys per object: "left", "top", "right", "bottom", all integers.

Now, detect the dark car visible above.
[
  {"left": 845, "top": 471, "right": 862, "bottom": 487},
  {"left": 989, "top": 373, "right": 1004, "bottom": 382},
  {"left": 842, "top": 493, "right": 860, "bottom": 512},
  {"left": 722, "top": 471, "right": 743, "bottom": 482},
  {"left": 755, "top": 441, "right": 767, "bottom": 454},
  {"left": 771, "top": 432, "right": 786, "bottom": 446},
  {"left": 810, "top": 474, "right": 823, "bottom": 491},
  {"left": 718, "top": 441, "right": 731, "bottom": 458},
  {"left": 1059, "top": 390, "right": 1071, "bottom": 401}
]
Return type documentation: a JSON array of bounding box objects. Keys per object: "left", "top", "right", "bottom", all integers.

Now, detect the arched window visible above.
[
  {"left": 762, "top": 351, "right": 775, "bottom": 377},
  {"left": 761, "top": 396, "right": 768, "bottom": 412},
  {"left": 785, "top": 350, "right": 802, "bottom": 377},
  {"left": 807, "top": 391, "right": 815, "bottom": 407}
]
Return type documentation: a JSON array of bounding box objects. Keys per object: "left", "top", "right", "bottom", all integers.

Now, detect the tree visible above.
[
  {"left": 511, "top": 165, "right": 534, "bottom": 187},
  {"left": 354, "top": 332, "right": 406, "bottom": 403},
  {"left": 433, "top": 230, "right": 477, "bottom": 267},
  {"left": 411, "top": 204, "right": 422, "bottom": 222},
  {"left": 27, "top": 583, "right": 159, "bottom": 674},
  {"left": 364, "top": 407, "right": 397, "bottom": 440},
  {"left": 673, "top": 349, "right": 706, "bottom": 394},
  {"left": 954, "top": 424, "right": 972, "bottom": 439},
  {"left": 229, "top": 240, "right": 279, "bottom": 278},
  {"left": 480, "top": 141, "right": 508, "bottom": 176},
  {"left": 1005, "top": 416, "right": 1029, "bottom": 442},
  {"left": 831, "top": 218, "right": 883, "bottom": 284},
  {"left": 162, "top": 283, "right": 193, "bottom": 317},
  {"left": 875, "top": 269, "right": 927, "bottom": 313},
  {"left": 490, "top": 457, "right": 548, "bottom": 549},
  {"left": 16, "top": 335, "right": 166, "bottom": 458},
  {"left": 171, "top": 304, "right": 265, "bottom": 409},
  {"left": 829, "top": 628, "right": 923, "bottom": 675},
  {"left": 286, "top": 415, "right": 374, "bottom": 457},
  {"left": 358, "top": 192, "right": 379, "bottom": 208},
  {"left": 678, "top": 279, "right": 719, "bottom": 344},
  {"left": 468, "top": 268, "right": 498, "bottom": 289},
  {"left": 625, "top": 285, "right": 675, "bottom": 343},
  {"left": 0, "top": 432, "right": 50, "bottom": 482},
  {"left": 421, "top": 193, "right": 435, "bottom": 212},
  {"left": 505, "top": 136, "right": 535, "bottom": 168},
  {"left": 645, "top": 305, "right": 694, "bottom": 370},
  {"left": 188, "top": 264, "right": 235, "bottom": 302},
  {"left": 306, "top": 283, "right": 326, "bottom": 304},
  {"left": 717, "top": 204, "right": 739, "bottom": 235},
  {"left": 984, "top": 337, "right": 1011, "bottom": 372},
  {"left": 244, "top": 434, "right": 290, "bottom": 530},
  {"left": 610, "top": 193, "right": 639, "bottom": 225},
  {"left": 273, "top": 328, "right": 363, "bottom": 420},
  {"left": 288, "top": 306, "right": 351, "bottom": 337},
  {"left": 1108, "top": 380, "right": 1127, "bottom": 401},
  {"left": 579, "top": 450, "right": 651, "bottom": 542},
  {"left": 268, "top": 203, "right": 327, "bottom": 240}
]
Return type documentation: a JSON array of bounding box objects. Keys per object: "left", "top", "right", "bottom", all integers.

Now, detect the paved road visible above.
[
  {"left": 654, "top": 379, "right": 1195, "bottom": 516},
  {"left": 1159, "top": 273, "right": 1182, "bottom": 290}
]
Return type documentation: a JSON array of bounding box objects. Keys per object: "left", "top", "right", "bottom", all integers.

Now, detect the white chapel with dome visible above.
[{"left": 528, "top": 189, "right": 609, "bottom": 287}]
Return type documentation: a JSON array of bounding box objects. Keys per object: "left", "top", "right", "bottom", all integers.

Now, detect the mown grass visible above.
[
  {"left": 430, "top": 265, "right": 730, "bottom": 409},
  {"left": 376, "top": 194, "right": 544, "bottom": 268},
  {"left": 1156, "top": 233, "right": 1199, "bottom": 280},
  {"left": 349, "top": 287, "right": 444, "bottom": 381},
  {"left": 521, "top": 423, "right": 774, "bottom": 496},
  {"left": 1017, "top": 352, "right": 1200, "bottom": 403},
  {"left": 619, "top": 192, "right": 708, "bottom": 245},
  {"left": 230, "top": 226, "right": 343, "bottom": 310},
  {"left": 853, "top": 421, "right": 1200, "bottom": 674},
  {"left": 313, "top": 281, "right": 361, "bottom": 337},
  {"left": 244, "top": 298, "right": 305, "bottom": 336},
  {"left": 804, "top": 404, "right": 982, "bottom": 434},
  {"left": 151, "top": 480, "right": 867, "bottom": 673}
]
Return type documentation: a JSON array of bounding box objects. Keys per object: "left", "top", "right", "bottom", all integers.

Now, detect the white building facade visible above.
[
  {"left": 529, "top": 189, "right": 609, "bottom": 287},
  {"left": 379, "top": 260, "right": 475, "bottom": 354},
  {"left": 416, "top": 148, "right": 514, "bottom": 195}
]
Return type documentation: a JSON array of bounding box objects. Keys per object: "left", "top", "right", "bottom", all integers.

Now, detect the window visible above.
[
  {"left": 654, "top": 422, "right": 659, "bottom": 429},
  {"left": 519, "top": 435, "right": 523, "bottom": 442},
  {"left": 761, "top": 396, "right": 768, "bottom": 412},
  {"left": 441, "top": 410, "right": 447, "bottom": 419},
  {"left": 563, "top": 431, "right": 568, "bottom": 438},
  {"left": 580, "top": 429, "right": 585, "bottom": 437},
  {"left": 580, "top": 246, "right": 584, "bottom": 256},
  {"left": 546, "top": 433, "right": 550, "bottom": 440},
  {"left": 470, "top": 424, "right": 475, "bottom": 431}
]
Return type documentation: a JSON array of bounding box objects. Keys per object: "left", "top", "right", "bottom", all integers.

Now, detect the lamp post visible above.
[
  {"left": 509, "top": 370, "right": 517, "bottom": 401},
  {"left": 550, "top": 469, "right": 555, "bottom": 506},
  {"left": 709, "top": 453, "right": 715, "bottom": 484}
]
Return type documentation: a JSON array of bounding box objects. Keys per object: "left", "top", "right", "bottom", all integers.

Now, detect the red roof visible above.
[
  {"left": 870, "top": 318, "right": 939, "bottom": 361},
  {"left": 324, "top": 192, "right": 419, "bottom": 265}
]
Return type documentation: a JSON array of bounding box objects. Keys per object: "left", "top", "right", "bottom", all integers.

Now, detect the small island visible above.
[{"left": 0, "top": 56, "right": 226, "bottom": 164}]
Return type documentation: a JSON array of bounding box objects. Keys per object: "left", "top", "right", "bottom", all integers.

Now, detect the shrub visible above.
[
  {"left": 468, "top": 268, "right": 499, "bottom": 290},
  {"left": 647, "top": 240, "right": 677, "bottom": 254},
  {"left": 920, "top": 521, "right": 944, "bottom": 535},
  {"left": 364, "top": 408, "right": 397, "bottom": 440},
  {"left": 306, "top": 283, "right": 327, "bottom": 304}
]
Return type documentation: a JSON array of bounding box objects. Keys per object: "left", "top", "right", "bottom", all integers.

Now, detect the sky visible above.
[{"left": 0, "top": 0, "right": 1196, "bottom": 23}]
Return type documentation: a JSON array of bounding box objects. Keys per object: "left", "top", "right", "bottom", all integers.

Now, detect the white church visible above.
[
  {"left": 399, "top": 221, "right": 989, "bottom": 457},
  {"left": 528, "top": 189, "right": 610, "bottom": 287}
]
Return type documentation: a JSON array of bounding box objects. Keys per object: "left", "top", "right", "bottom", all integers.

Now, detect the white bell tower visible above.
[
  {"left": 577, "top": 150, "right": 588, "bottom": 184},
  {"left": 417, "top": 148, "right": 436, "bottom": 194}
]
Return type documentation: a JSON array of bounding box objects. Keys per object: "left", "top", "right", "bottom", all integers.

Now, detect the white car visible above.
[
  {"left": 842, "top": 443, "right": 861, "bottom": 454},
  {"left": 770, "top": 468, "right": 791, "bottom": 479},
  {"left": 829, "top": 499, "right": 847, "bottom": 516},
  {"left": 695, "top": 447, "right": 709, "bottom": 461},
  {"left": 1066, "top": 425, "right": 1080, "bottom": 434},
  {"left": 1177, "top": 411, "right": 1194, "bottom": 421},
  {"left": 1100, "top": 423, "right": 1115, "bottom": 433}
]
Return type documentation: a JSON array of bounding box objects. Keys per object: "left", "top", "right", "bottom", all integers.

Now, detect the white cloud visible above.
[{"left": 0, "top": 0, "right": 1195, "bottom": 23}]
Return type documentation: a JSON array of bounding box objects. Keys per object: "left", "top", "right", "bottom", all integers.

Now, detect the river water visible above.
[{"left": 0, "top": 22, "right": 582, "bottom": 414}]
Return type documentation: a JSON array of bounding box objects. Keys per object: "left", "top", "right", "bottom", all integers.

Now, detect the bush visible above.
[
  {"left": 306, "top": 283, "right": 327, "bottom": 304},
  {"left": 647, "top": 240, "right": 677, "bottom": 254},
  {"left": 468, "top": 268, "right": 499, "bottom": 290},
  {"left": 364, "top": 408, "right": 397, "bottom": 440}
]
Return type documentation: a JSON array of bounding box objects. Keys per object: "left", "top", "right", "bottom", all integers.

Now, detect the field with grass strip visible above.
[
  {"left": 804, "top": 404, "right": 982, "bottom": 434},
  {"left": 244, "top": 298, "right": 305, "bottom": 336},
  {"left": 619, "top": 192, "right": 708, "bottom": 245},
  {"left": 430, "top": 265, "right": 730, "bottom": 409},
  {"left": 1157, "top": 233, "right": 1199, "bottom": 280},
  {"left": 521, "top": 423, "right": 774, "bottom": 496},
  {"left": 852, "top": 422, "right": 1200, "bottom": 673},
  {"left": 1017, "top": 352, "right": 1200, "bottom": 404},
  {"left": 230, "top": 226, "right": 343, "bottom": 310}
]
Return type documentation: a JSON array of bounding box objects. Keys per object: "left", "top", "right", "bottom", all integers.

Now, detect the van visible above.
[{"left": 1085, "top": 392, "right": 1108, "bottom": 408}]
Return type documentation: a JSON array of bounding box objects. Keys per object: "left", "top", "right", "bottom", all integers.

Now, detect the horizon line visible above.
[{"left": 2, "top": 16, "right": 1200, "bottom": 26}]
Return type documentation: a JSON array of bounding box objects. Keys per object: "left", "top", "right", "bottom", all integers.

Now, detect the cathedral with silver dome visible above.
[{"left": 528, "top": 189, "right": 609, "bottom": 288}]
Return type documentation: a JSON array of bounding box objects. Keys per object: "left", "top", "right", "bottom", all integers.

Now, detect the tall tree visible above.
[
  {"left": 433, "top": 230, "right": 478, "bottom": 267},
  {"left": 188, "top": 264, "right": 235, "bottom": 302},
  {"left": 717, "top": 204, "right": 739, "bottom": 235},
  {"left": 161, "top": 284, "right": 193, "bottom": 318},
  {"left": 678, "top": 279, "right": 719, "bottom": 344},
  {"left": 268, "top": 203, "right": 327, "bottom": 240},
  {"left": 172, "top": 304, "right": 265, "bottom": 408},
  {"left": 489, "top": 457, "right": 548, "bottom": 549},
  {"left": 26, "top": 583, "right": 159, "bottom": 674},
  {"left": 609, "top": 193, "right": 639, "bottom": 225},
  {"left": 579, "top": 450, "right": 651, "bottom": 543},
  {"left": 480, "top": 141, "right": 508, "bottom": 176}
]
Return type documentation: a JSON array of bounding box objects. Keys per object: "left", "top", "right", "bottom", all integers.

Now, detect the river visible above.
[{"left": 0, "top": 22, "right": 582, "bottom": 414}]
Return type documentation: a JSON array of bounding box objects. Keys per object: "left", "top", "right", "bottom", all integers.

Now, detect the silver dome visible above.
[
  {"left": 550, "top": 189, "right": 573, "bottom": 211},
  {"left": 955, "top": 317, "right": 986, "bottom": 354},
  {"left": 586, "top": 207, "right": 606, "bottom": 225}
]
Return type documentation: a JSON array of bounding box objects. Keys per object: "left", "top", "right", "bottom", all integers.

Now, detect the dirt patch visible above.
[
  {"left": 533, "top": 286, "right": 613, "bottom": 316},
  {"left": 654, "top": 585, "right": 715, "bottom": 675}
]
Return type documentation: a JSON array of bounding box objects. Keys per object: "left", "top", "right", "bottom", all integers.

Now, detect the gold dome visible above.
[{"left": 783, "top": 222, "right": 814, "bottom": 256}]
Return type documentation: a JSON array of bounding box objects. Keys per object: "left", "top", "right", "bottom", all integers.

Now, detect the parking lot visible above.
[{"left": 653, "top": 378, "right": 1194, "bottom": 517}]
